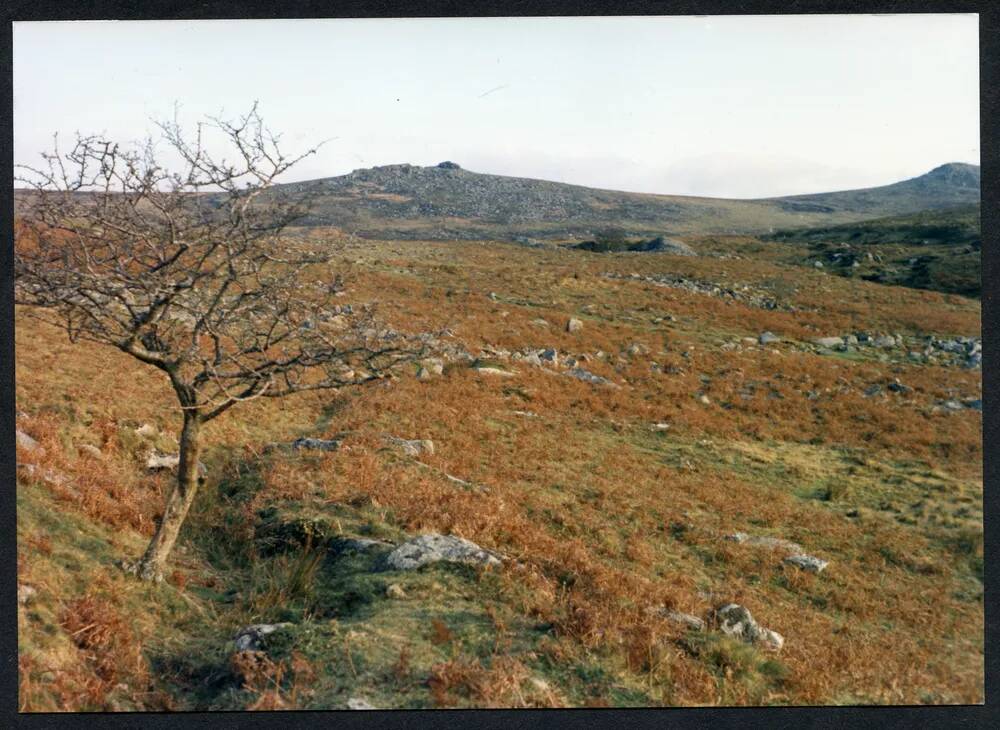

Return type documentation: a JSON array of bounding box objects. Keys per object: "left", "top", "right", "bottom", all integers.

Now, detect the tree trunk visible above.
[{"left": 129, "top": 411, "right": 202, "bottom": 581}]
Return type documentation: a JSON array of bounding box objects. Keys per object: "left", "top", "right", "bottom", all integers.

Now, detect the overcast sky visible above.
[{"left": 13, "top": 15, "right": 979, "bottom": 198}]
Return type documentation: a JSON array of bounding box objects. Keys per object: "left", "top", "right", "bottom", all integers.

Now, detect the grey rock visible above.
[
  {"left": 887, "top": 382, "right": 912, "bottom": 394},
  {"left": 383, "top": 533, "right": 502, "bottom": 571},
  {"left": 566, "top": 318, "right": 584, "bottom": 333},
  {"left": 291, "top": 437, "right": 341, "bottom": 452},
  {"left": 233, "top": 623, "right": 292, "bottom": 653},
  {"left": 564, "top": 368, "right": 617, "bottom": 387},
  {"left": 758, "top": 332, "right": 780, "bottom": 345},
  {"left": 16, "top": 429, "right": 41, "bottom": 452},
  {"left": 873, "top": 335, "right": 896, "bottom": 348},
  {"left": 725, "top": 532, "right": 803, "bottom": 554},
  {"left": 715, "top": 604, "right": 784, "bottom": 651},
  {"left": 661, "top": 610, "right": 705, "bottom": 631},
  {"left": 387, "top": 437, "right": 435, "bottom": 457},
  {"left": 539, "top": 348, "right": 559, "bottom": 365},
  {"left": 145, "top": 452, "right": 208, "bottom": 477},
  {"left": 347, "top": 697, "right": 377, "bottom": 710},
  {"left": 18, "top": 584, "right": 37, "bottom": 606},
  {"left": 78, "top": 444, "right": 103, "bottom": 459},
  {"left": 784, "top": 554, "right": 829, "bottom": 573},
  {"left": 813, "top": 337, "right": 844, "bottom": 348}
]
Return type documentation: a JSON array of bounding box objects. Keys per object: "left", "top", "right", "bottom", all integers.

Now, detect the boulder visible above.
[
  {"left": 813, "top": 337, "right": 843, "bottom": 348},
  {"left": 566, "top": 318, "right": 584, "bottom": 333},
  {"left": 383, "top": 533, "right": 502, "bottom": 571},
  {"left": 758, "top": 332, "right": 780, "bottom": 345},
  {"left": 715, "top": 604, "right": 784, "bottom": 651},
  {"left": 233, "top": 623, "right": 292, "bottom": 653},
  {"left": 873, "top": 335, "right": 896, "bottom": 348}
]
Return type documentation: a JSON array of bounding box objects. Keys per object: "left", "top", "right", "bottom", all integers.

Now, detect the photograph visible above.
[{"left": 13, "top": 13, "right": 983, "bottom": 711}]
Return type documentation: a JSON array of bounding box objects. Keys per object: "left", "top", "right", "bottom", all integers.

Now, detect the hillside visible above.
[
  {"left": 266, "top": 162, "right": 980, "bottom": 240},
  {"left": 18, "top": 234, "right": 982, "bottom": 710},
  {"left": 762, "top": 204, "right": 982, "bottom": 298}
]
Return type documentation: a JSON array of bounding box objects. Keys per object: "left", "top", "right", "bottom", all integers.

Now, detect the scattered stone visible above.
[
  {"left": 416, "top": 366, "right": 432, "bottom": 380},
  {"left": 145, "top": 452, "right": 208, "bottom": 477},
  {"left": 661, "top": 610, "right": 705, "bottom": 631},
  {"left": 16, "top": 429, "right": 41, "bottom": 453},
  {"left": 725, "top": 532, "right": 803, "bottom": 554},
  {"left": 539, "top": 348, "right": 559, "bottom": 365},
  {"left": 18, "top": 584, "right": 37, "bottom": 606},
  {"left": 135, "top": 423, "right": 159, "bottom": 439},
  {"left": 564, "top": 368, "right": 617, "bottom": 387},
  {"left": 347, "top": 697, "right": 377, "bottom": 710},
  {"left": 566, "top": 318, "right": 583, "bottom": 333},
  {"left": 715, "top": 604, "right": 784, "bottom": 652},
  {"left": 650, "top": 422, "right": 670, "bottom": 431},
  {"left": 422, "top": 358, "right": 445, "bottom": 376},
  {"left": 386, "top": 583, "right": 407, "bottom": 600},
  {"left": 383, "top": 533, "right": 502, "bottom": 571},
  {"left": 626, "top": 342, "right": 650, "bottom": 356},
  {"left": 863, "top": 384, "right": 883, "bottom": 397},
  {"left": 697, "top": 394, "right": 711, "bottom": 405},
  {"left": 474, "top": 366, "right": 516, "bottom": 377},
  {"left": 290, "top": 437, "right": 341, "bottom": 452},
  {"left": 387, "top": 437, "right": 435, "bottom": 457},
  {"left": 758, "top": 332, "right": 780, "bottom": 345},
  {"left": 530, "top": 318, "right": 550, "bottom": 327},
  {"left": 887, "top": 381, "right": 912, "bottom": 394},
  {"left": 813, "top": 337, "right": 844, "bottom": 348},
  {"left": 873, "top": 335, "right": 896, "bottom": 348},
  {"left": 233, "top": 623, "right": 292, "bottom": 653},
  {"left": 784, "top": 554, "right": 829, "bottom": 573},
  {"left": 78, "top": 444, "right": 103, "bottom": 459}
]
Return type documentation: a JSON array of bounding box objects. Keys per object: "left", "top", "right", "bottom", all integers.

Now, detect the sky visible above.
[{"left": 13, "top": 15, "right": 980, "bottom": 198}]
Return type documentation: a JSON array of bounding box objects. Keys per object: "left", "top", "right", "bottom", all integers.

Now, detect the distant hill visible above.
[
  {"left": 268, "top": 161, "right": 980, "bottom": 240},
  {"left": 764, "top": 163, "right": 980, "bottom": 216},
  {"left": 15, "top": 161, "right": 980, "bottom": 243}
]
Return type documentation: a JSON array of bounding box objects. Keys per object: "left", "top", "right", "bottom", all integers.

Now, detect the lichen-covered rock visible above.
[
  {"left": 566, "top": 317, "right": 583, "bottom": 333},
  {"left": 758, "top": 331, "right": 780, "bottom": 345},
  {"left": 383, "top": 533, "right": 502, "bottom": 571},
  {"left": 813, "top": 337, "right": 844, "bottom": 348}
]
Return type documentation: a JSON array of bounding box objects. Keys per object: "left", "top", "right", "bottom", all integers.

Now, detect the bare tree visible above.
[{"left": 15, "top": 105, "right": 431, "bottom": 580}]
